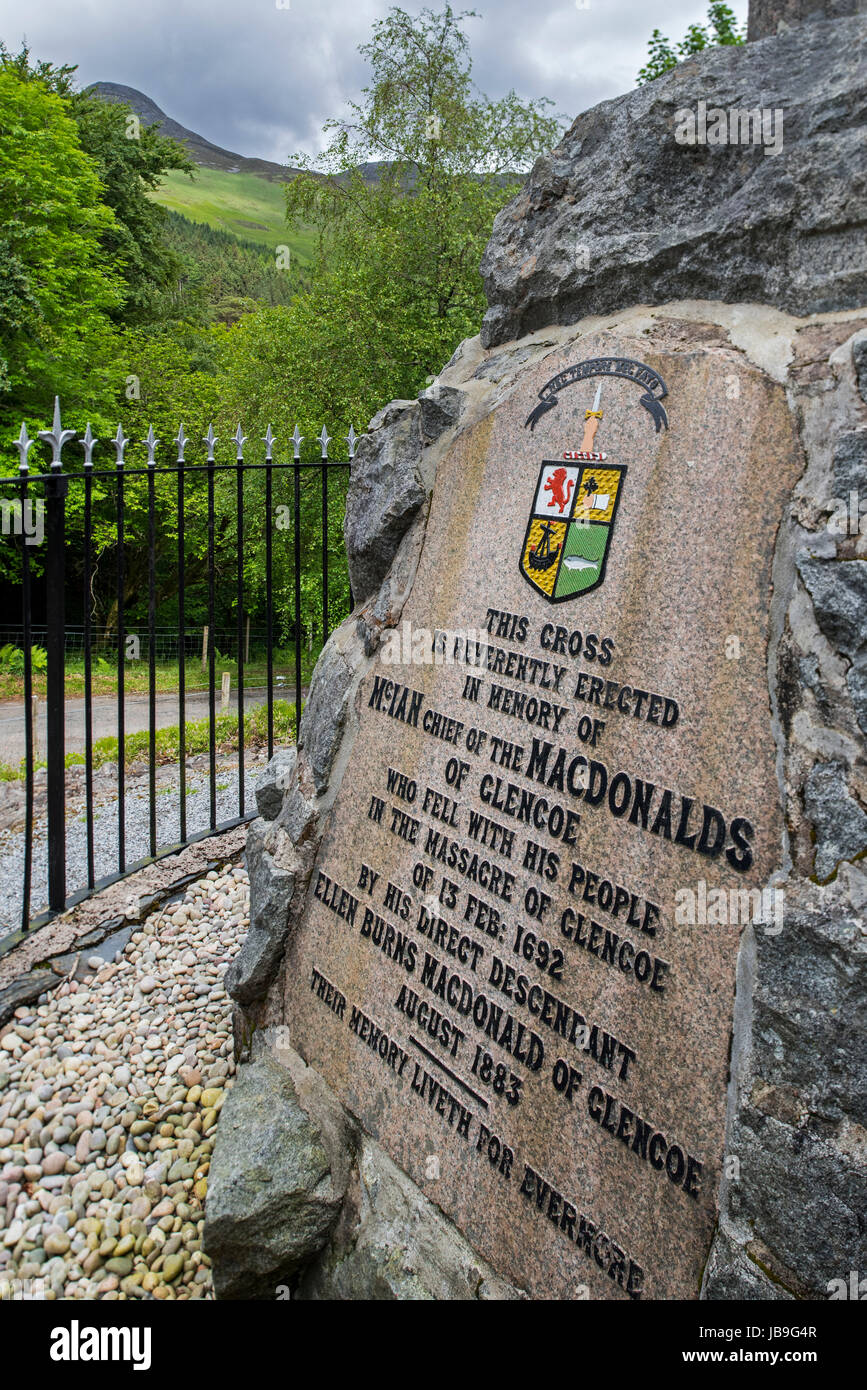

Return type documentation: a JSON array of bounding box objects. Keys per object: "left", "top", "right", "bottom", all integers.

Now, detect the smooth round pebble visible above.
[{"left": 0, "top": 863, "right": 246, "bottom": 1302}]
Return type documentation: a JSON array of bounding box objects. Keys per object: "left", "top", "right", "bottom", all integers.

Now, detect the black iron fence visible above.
[{"left": 0, "top": 399, "right": 355, "bottom": 936}]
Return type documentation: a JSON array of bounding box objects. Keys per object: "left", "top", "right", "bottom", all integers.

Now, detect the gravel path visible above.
[
  {"left": 0, "top": 759, "right": 265, "bottom": 937},
  {"left": 0, "top": 862, "right": 247, "bottom": 1300}
]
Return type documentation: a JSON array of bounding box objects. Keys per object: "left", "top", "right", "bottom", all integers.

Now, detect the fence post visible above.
[
  {"left": 245, "top": 615, "right": 250, "bottom": 665},
  {"left": 39, "top": 399, "right": 74, "bottom": 912},
  {"left": 234, "top": 424, "right": 247, "bottom": 821},
  {"left": 266, "top": 426, "right": 278, "bottom": 758},
  {"left": 221, "top": 671, "right": 231, "bottom": 712},
  {"left": 319, "top": 426, "right": 331, "bottom": 647},
  {"left": 31, "top": 694, "right": 39, "bottom": 759},
  {"left": 205, "top": 424, "right": 218, "bottom": 830},
  {"left": 176, "top": 425, "right": 188, "bottom": 844},
  {"left": 114, "top": 425, "right": 128, "bottom": 874},
  {"left": 16, "top": 427, "right": 35, "bottom": 932},
  {"left": 201, "top": 626, "right": 208, "bottom": 671},
  {"left": 293, "top": 427, "right": 303, "bottom": 743},
  {"left": 346, "top": 426, "right": 357, "bottom": 614}
]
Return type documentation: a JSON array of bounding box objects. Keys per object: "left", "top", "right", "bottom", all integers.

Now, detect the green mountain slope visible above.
[
  {"left": 89, "top": 84, "right": 398, "bottom": 268},
  {"left": 85, "top": 85, "right": 314, "bottom": 264},
  {"left": 152, "top": 166, "right": 315, "bottom": 264}
]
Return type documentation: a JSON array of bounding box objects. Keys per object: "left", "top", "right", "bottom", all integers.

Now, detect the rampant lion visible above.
[{"left": 544, "top": 467, "right": 574, "bottom": 514}]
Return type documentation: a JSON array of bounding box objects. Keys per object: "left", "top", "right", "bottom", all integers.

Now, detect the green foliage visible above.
[
  {"left": 210, "top": 5, "right": 564, "bottom": 645},
  {"left": 282, "top": 4, "right": 563, "bottom": 414},
  {"left": 707, "top": 1, "right": 745, "bottom": 44},
  {"left": 637, "top": 31, "right": 678, "bottom": 85},
  {"left": 0, "top": 11, "right": 562, "bottom": 665},
  {"left": 637, "top": 4, "right": 744, "bottom": 84},
  {"left": 0, "top": 44, "right": 193, "bottom": 323},
  {"left": 76, "top": 321, "right": 228, "bottom": 632},
  {"left": 151, "top": 213, "right": 300, "bottom": 324},
  {"left": 0, "top": 44, "right": 198, "bottom": 458},
  {"left": 79, "top": 697, "right": 296, "bottom": 774},
  {"left": 69, "top": 90, "right": 193, "bottom": 322},
  {"left": 0, "top": 65, "right": 123, "bottom": 432},
  {"left": 0, "top": 643, "right": 47, "bottom": 673}
]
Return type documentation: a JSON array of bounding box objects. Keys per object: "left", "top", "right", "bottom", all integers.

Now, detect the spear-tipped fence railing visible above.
[{"left": 0, "top": 398, "right": 356, "bottom": 941}]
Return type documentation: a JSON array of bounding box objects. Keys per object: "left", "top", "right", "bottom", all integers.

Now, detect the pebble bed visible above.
[{"left": 0, "top": 861, "right": 248, "bottom": 1300}]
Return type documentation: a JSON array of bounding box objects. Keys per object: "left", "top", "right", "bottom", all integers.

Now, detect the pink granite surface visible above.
[{"left": 283, "top": 324, "right": 804, "bottom": 1300}]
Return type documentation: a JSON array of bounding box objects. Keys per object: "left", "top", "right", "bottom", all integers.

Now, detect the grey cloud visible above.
[{"left": 0, "top": 0, "right": 748, "bottom": 164}]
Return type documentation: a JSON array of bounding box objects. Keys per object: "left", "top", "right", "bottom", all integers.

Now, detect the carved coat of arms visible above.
[{"left": 519, "top": 358, "right": 669, "bottom": 603}]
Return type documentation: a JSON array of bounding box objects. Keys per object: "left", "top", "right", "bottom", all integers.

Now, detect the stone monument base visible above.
[{"left": 206, "top": 298, "right": 867, "bottom": 1300}]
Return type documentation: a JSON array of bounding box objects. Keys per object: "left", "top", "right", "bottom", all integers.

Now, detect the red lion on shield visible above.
[{"left": 544, "top": 467, "right": 574, "bottom": 514}]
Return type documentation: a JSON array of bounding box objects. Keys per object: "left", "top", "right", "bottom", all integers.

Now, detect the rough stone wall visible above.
[
  {"left": 704, "top": 320, "right": 867, "bottom": 1299},
  {"left": 749, "top": 0, "right": 867, "bottom": 40},
  {"left": 207, "top": 10, "right": 867, "bottom": 1299},
  {"left": 478, "top": 16, "right": 866, "bottom": 348}
]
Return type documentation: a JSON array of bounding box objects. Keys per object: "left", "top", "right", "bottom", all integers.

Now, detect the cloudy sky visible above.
[{"left": 0, "top": 0, "right": 748, "bottom": 164}]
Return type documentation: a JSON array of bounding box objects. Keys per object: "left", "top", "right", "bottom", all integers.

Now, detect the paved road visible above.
[{"left": 0, "top": 683, "right": 303, "bottom": 764}]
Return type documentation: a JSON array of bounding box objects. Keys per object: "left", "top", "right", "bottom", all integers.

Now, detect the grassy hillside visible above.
[{"left": 153, "top": 166, "right": 317, "bottom": 264}]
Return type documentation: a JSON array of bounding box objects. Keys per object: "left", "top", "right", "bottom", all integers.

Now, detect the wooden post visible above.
[
  {"left": 31, "top": 694, "right": 39, "bottom": 759},
  {"left": 221, "top": 670, "right": 231, "bottom": 712},
  {"left": 201, "top": 626, "right": 208, "bottom": 671},
  {"left": 245, "top": 615, "right": 250, "bottom": 664}
]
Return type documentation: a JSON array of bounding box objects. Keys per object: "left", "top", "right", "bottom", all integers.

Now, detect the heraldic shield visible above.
[{"left": 520, "top": 461, "right": 627, "bottom": 602}]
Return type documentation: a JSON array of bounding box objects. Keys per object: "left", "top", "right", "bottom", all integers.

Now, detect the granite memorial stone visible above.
[
  {"left": 277, "top": 334, "right": 802, "bottom": 1301},
  {"left": 207, "top": 0, "right": 867, "bottom": 1301}
]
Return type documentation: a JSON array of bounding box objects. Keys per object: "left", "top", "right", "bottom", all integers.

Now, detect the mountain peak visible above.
[{"left": 88, "top": 82, "right": 294, "bottom": 181}]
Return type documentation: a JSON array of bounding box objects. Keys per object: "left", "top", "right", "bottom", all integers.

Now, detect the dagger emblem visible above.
[{"left": 580, "top": 382, "right": 603, "bottom": 454}]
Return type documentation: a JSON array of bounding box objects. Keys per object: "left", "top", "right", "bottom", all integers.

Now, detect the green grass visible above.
[
  {"left": 152, "top": 167, "right": 317, "bottom": 261},
  {"left": 0, "top": 645, "right": 322, "bottom": 701}
]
